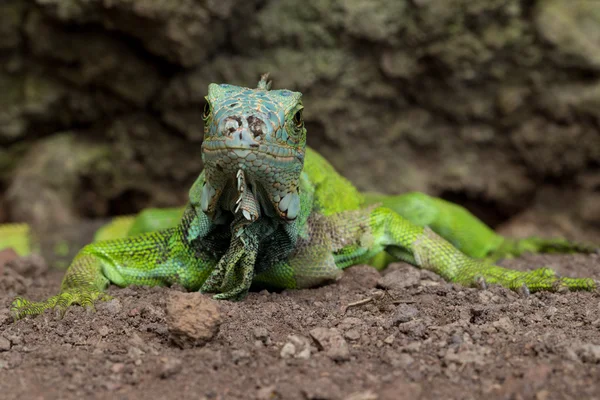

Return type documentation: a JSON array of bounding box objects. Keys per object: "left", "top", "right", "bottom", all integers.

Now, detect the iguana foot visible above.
[{"left": 11, "top": 290, "right": 112, "bottom": 320}]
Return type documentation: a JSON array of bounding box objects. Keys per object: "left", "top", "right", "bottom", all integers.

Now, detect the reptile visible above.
[{"left": 3, "top": 75, "right": 598, "bottom": 320}]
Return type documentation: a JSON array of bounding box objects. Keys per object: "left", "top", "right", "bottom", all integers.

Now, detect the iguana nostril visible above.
[
  {"left": 247, "top": 116, "right": 265, "bottom": 140},
  {"left": 224, "top": 117, "right": 242, "bottom": 136}
]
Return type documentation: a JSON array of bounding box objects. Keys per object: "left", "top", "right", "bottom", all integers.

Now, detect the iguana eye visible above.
[
  {"left": 293, "top": 109, "right": 303, "bottom": 128},
  {"left": 202, "top": 102, "right": 211, "bottom": 121}
]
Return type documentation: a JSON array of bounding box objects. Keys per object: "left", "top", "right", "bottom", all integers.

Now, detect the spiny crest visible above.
[{"left": 257, "top": 73, "right": 272, "bottom": 90}]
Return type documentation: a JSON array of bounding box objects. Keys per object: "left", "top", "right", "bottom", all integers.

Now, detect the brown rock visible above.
[{"left": 166, "top": 291, "right": 221, "bottom": 348}]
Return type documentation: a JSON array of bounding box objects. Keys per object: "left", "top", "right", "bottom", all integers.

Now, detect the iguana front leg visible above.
[
  {"left": 369, "top": 207, "right": 596, "bottom": 293},
  {"left": 11, "top": 206, "right": 218, "bottom": 320}
]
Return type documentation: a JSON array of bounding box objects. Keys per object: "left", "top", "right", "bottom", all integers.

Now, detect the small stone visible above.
[
  {"left": 380, "top": 382, "right": 422, "bottom": 400},
  {"left": 166, "top": 292, "right": 221, "bottom": 348},
  {"left": 98, "top": 299, "right": 122, "bottom": 315},
  {"left": 391, "top": 304, "right": 419, "bottom": 325},
  {"left": 344, "top": 329, "right": 361, "bottom": 341},
  {"left": 128, "top": 346, "right": 144, "bottom": 358},
  {"left": 492, "top": 317, "right": 515, "bottom": 335},
  {"left": 384, "top": 349, "right": 415, "bottom": 368},
  {"left": 98, "top": 326, "right": 110, "bottom": 337},
  {"left": 545, "top": 306, "right": 558, "bottom": 317},
  {"left": 450, "top": 334, "right": 463, "bottom": 345},
  {"left": 253, "top": 327, "right": 270, "bottom": 344},
  {"left": 383, "top": 335, "right": 395, "bottom": 344},
  {"left": 280, "top": 342, "right": 296, "bottom": 359},
  {"left": 342, "top": 317, "right": 362, "bottom": 324},
  {"left": 231, "top": 349, "right": 251, "bottom": 365},
  {"left": 257, "top": 385, "right": 279, "bottom": 400},
  {"left": 402, "top": 342, "right": 422, "bottom": 353},
  {"left": 536, "top": 390, "right": 550, "bottom": 400},
  {"left": 572, "top": 343, "right": 600, "bottom": 363},
  {"left": 280, "top": 335, "right": 311, "bottom": 359},
  {"left": 6, "top": 335, "right": 21, "bottom": 346},
  {"left": 159, "top": 357, "right": 183, "bottom": 379},
  {"left": 444, "top": 344, "right": 491, "bottom": 366},
  {"left": 111, "top": 363, "right": 125, "bottom": 373},
  {"left": 103, "top": 382, "right": 122, "bottom": 391},
  {"left": 0, "top": 337, "right": 11, "bottom": 352},
  {"left": 0, "top": 309, "right": 11, "bottom": 324},
  {"left": 302, "top": 377, "right": 342, "bottom": 400},
  {"left": 478, "top": 291, "right": 493, "bottom": 304},
  {"left": 310, "top": 327, "right": 350, "bottom": 362},
  {"left": 345, "top": 390, "right": 379, "bottom": 400}
]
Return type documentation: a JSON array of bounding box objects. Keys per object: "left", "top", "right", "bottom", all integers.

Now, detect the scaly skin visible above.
[{"left": 6, "top": 75, "right": 599, "bottom": 319}]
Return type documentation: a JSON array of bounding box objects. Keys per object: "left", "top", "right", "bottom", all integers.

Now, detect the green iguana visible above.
[{"left": 3, "top": 75, "right": 598, "bottom": 320}]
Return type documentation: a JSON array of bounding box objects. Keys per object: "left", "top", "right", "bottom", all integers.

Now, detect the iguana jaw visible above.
[{"left": 201, "top": 143, "right": 303, "bottom": 223}]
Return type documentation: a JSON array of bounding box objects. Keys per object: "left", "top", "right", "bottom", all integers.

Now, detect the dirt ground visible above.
[{"left": 1, "top": 243, "right": 600, "bottom": 399}]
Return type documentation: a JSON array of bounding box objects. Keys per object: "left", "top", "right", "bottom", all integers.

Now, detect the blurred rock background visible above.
[{"left": 1, "top": 0, "right": 599, "bottom": 240}]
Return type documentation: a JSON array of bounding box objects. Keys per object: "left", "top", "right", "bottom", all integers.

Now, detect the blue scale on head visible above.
[{"left": 263, "top": 101, "right": 279, "bottom": 114}]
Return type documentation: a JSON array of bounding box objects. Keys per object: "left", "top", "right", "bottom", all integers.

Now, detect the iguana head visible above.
[{"left": 200, "top": 75, "right": 306, "bottom": 223}]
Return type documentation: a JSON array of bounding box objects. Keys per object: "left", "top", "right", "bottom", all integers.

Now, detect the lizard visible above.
[{"left": 4, "top": 75, "right": 598, "bottom": 320}]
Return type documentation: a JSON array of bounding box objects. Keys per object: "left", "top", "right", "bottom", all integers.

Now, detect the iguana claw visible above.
[{"left": 11, "top": 290, "right": 112, "bottom": 320}]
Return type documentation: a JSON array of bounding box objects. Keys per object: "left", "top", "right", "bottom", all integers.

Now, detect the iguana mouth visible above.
[
  {"left": 201, "top": 144, "right": 303, "bottom": 223},
  {"left": 202, "top": 141, "right": 299, "bottom": 160}
]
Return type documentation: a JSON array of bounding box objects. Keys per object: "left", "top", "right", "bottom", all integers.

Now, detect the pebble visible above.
[
  {"left": 391, "top": 304, "right": 419, "bottom": 325},
  {"left": 280, "top": 334, "right": 311, "bottom": 360},
  {"left": 253, "top": 327, "right": 270, "bottom": 344},
  {"left": 159, "top": 357, "right": 183, "bottom": 379},
  {"left": 310, "top": 327, "right": 350, "bottom": 361},
  {"left": 344, "top": 329, "right": 361, "bottom": 341},
  {"left": 98, "top": 326, "right": 110, "bottom": 337},
  {"left": 302, "top": 377, "right": 342, "bottom": 400},
  {"left": 256, "top": 386, "right": 278, "bottom": 400},
  {"left": 98, "top": 299, "right": 122, "bottom": 315},
  {"left": 0, "top": 337, "right": 11, "bottom": 352},
  {"left": 111, "top": 363, "right": 125, "bottom": 373},
  {"left": 345, "top": 390, "right": 379, "bottom": 400},
  {"left": 384, "top": 349, "right": 415, "bottom": 368},
  {"left": 571, "top": 343, "right": 600, "bottom": 363},
  {"left": 231, "top": 349, "right": 251, "bottom": 365},
  {"left": 492, "top": 317, "right": 515, "bottom": 334},
  {"left": 383, "top": 334, "right": 395, "bottom": 344}
]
